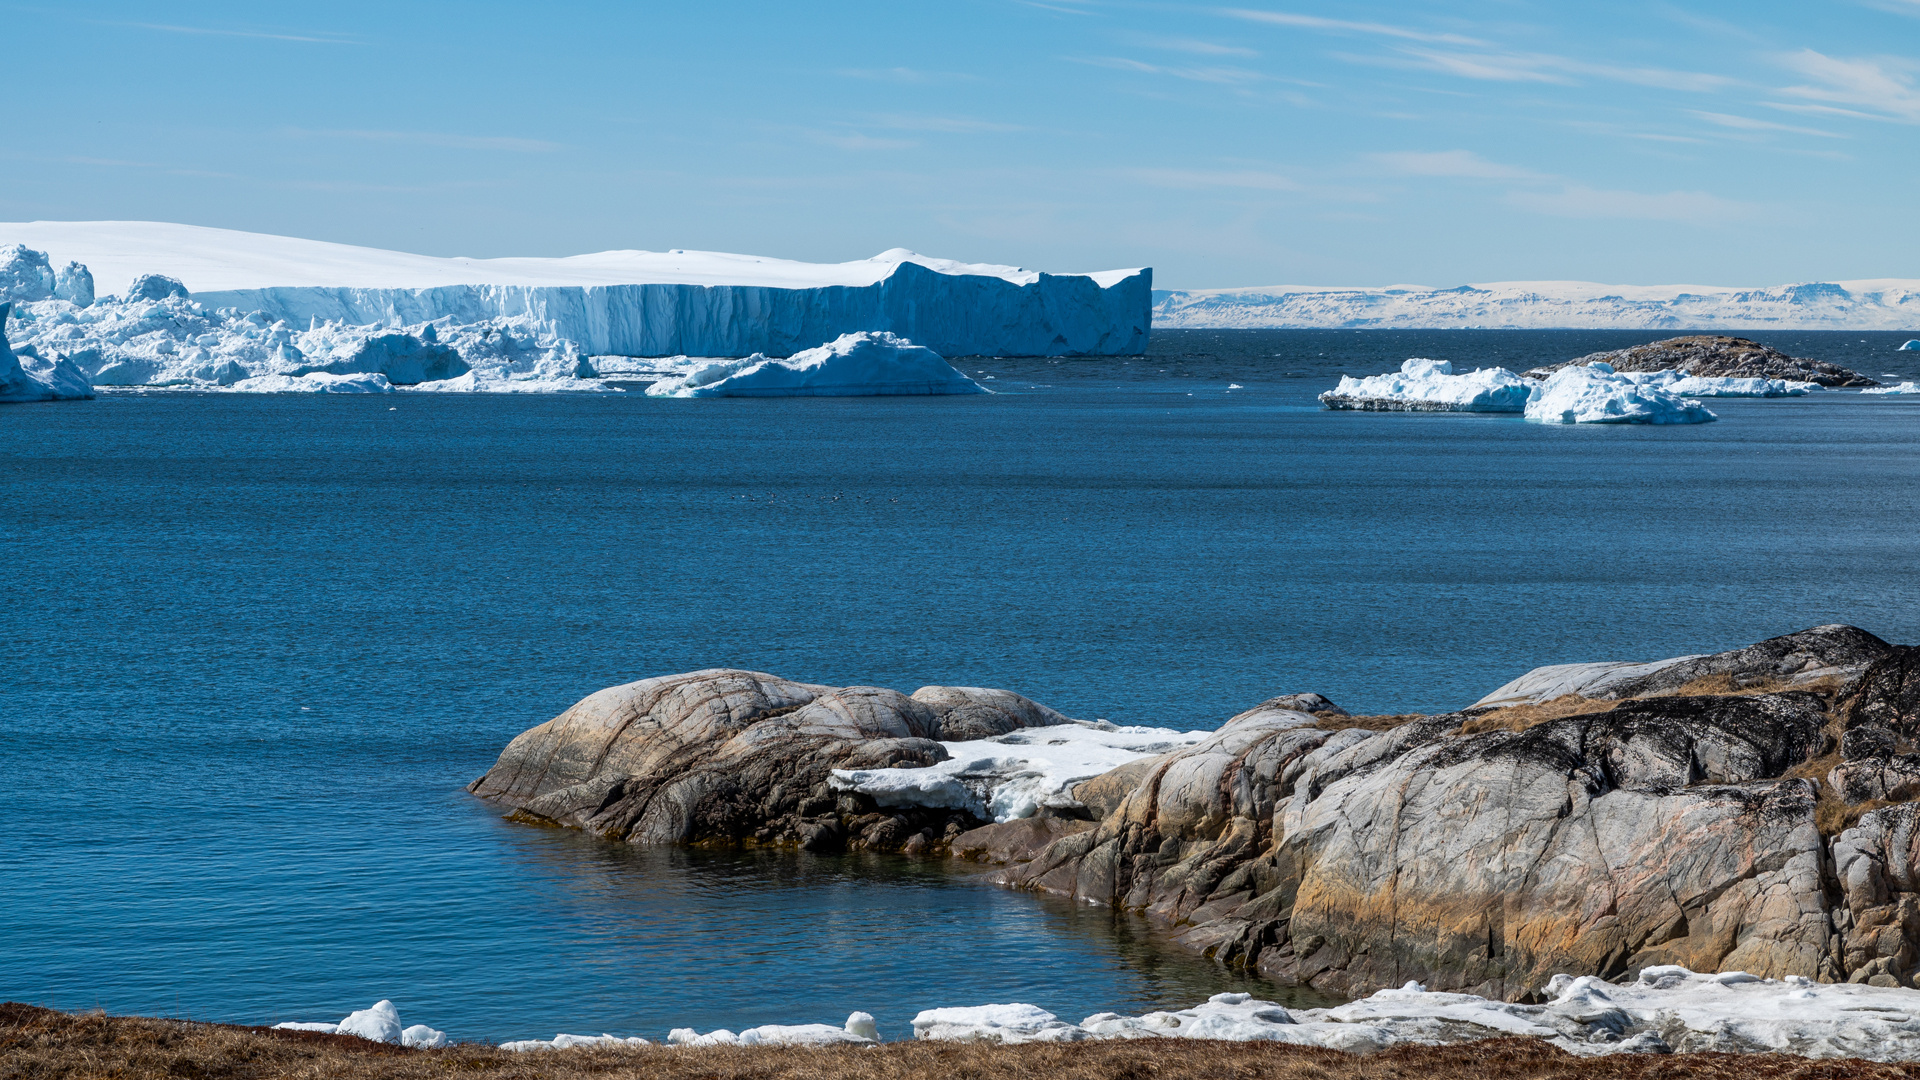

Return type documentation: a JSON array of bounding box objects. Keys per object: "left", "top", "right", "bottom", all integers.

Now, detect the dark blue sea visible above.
[{"left": 4, "top": 329, "right": 1919, "bottom": 1042}]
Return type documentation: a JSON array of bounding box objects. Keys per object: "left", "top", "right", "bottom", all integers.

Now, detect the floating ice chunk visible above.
[
  {"left": 226, "top": 372, "right": 395, "bottom": 393},
  {"left": 335, "top": 1000, "right": 404, "bottom": 1044},
  {"left": 645, "top": 332, "right": 987, "bottom": 397},
  {"left": 1863, "top": 381, "right": 1920, "bottom": 394},
  {"left": 1320, "top": 357, "right": 1535, "bottom": 413},
  {"left": 911, "top": 1003, "right": 1089, "bottom": 1043},
  {"left": 830, "top": 722, "right": 1211, "bottom": 822},
  {"left": 1524, "top": 362, "right": 1716, "bottom": 424},
  {"left": 1, "top": 302, "right": 94, "bottom": 402},
  {"left": 1615, "top": 370, "right": 1818, "bottom": 397},
  {"left": 1898, "top": 340, "right": 1919, "bottom": 351}
]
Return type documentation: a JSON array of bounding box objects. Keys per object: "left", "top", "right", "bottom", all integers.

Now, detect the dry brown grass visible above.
[
  {"left": 4, "top": 1004, "right": 1916, "bottom": 1080},
  {"left": 1310, "top": 714, "right": 1429, "bottom": 732},
  {"left": 1456, "top": 696, "right": 1619, "bottom": 735}
]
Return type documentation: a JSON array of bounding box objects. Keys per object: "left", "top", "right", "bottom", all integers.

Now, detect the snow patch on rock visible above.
[{"left": 830, "top": 721, "right": 1212, "bottom": 822}]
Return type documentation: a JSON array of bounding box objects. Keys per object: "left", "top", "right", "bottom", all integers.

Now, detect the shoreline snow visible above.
[{"left": 285, "top": 967, "right": 1920, "bottom": 1061}]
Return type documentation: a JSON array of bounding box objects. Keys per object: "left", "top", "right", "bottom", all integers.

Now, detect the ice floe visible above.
[
  {"left": 1863, "top": 381, "right": 1920, "bottom": 394},
  {"left": 644, "top": 332, "right": 986, "bottom": 398},
  {"left": 1620, "top": 370, "right": 1820, "bottom": 397},
  {"left": 1319, "top": 358, "right": 1535, "bottom": 412},
  {"left": 829, "top": 721, "right": 1211, "bottom": 822},
  {"left": 1898, "top": 340, "right": 1919, "bottom": 351},
  {"left": 272, "top": 1000, "right": 446, "bottom": 1048},
  {"left": 1524, "top": 362, "right": 1717, "bottom": 425}
]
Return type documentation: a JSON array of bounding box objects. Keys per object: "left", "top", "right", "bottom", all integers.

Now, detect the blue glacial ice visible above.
[{"left": 1, "top": 301, "right": 93, "bottom": 402}]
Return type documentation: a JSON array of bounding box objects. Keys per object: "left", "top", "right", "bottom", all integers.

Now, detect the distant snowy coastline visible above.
[{"left": 1153, "top": 280, "right": 1920, "bottom": 330}]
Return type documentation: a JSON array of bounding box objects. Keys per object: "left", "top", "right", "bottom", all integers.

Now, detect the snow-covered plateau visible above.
[
  {"left": 2, "top": 221, "right": 1149, "bottom": 359},
  {"left": 1319, "top": 358, "right": 1721, "bottom": 423},
  {"left": 283, "top": 968, "right": 1920, "bottom": 1061},
  {"left": 1153, "top": 279, "right": 1920, "bottom": 330}
]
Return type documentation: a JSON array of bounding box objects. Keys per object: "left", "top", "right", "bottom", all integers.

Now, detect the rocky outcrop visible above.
[
  {"left": 1472, "top": 624, "right": 1892, "bottom": 707},
  {"left": 995, "top": 627, "right": 1920, "bottom": 1000},
  {"left": 1525, "top": 336, "right": 1878, "bottom": 388},
  {"left": 468, "top": 669, "right": 1070, "bottom": 852}
]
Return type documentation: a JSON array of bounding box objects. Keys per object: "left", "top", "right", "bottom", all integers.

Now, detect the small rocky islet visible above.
[
  {"left": 1525, "top": 335, "right": 1880, "bottom": 387},
  {"left": 473, "top": 625, "right": 1920, "bottom": 1011}
]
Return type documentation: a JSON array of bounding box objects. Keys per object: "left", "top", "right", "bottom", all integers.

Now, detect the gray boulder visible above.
[{"left": 470, "top": 669, "right": 1072, "bottom": 850}]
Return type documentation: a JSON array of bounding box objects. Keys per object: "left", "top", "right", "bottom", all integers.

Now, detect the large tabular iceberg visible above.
[
  {"left": 1, "top": 221, "right": 1149, "bottom": 358},
  {"left": 1319, "top": 358, "right": 1534, "bottom": 412},
  {"left": 1524, "top": 362, "right": 1717, "bottom": 424},
  {"left": 644, "top": 332, "right": 986, "bottom": 397}
]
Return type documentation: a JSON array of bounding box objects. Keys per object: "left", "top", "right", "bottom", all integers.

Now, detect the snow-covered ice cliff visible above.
[
  {"left": 2, "top": 222, "right": 1149, "bottom": 357},
  {"left": 1154, "top": 280, "right": 1920, "bottom": 330},
  {"left": 0, "top": 301, "right": 93, "bottom": 402}
]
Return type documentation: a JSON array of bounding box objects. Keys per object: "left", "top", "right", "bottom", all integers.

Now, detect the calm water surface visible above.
[{"left": 3, "top": 329, "right": 1918, "bottom": 1041}]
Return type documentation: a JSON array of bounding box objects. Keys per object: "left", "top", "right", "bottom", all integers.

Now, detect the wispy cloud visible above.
[
  {"left": 1118, "top": 33, "right": 1258, "bottom": 58},
  {"left": 289, "top": 129, "right": 562, "bottom": 152},
  {"left": 1774, "top": 50, "right": 1920, "bottom": 121},
  {"left": 1128, "top": 168, "right": 1300, "bottom": 190},
  {"left": 1071, "top": 55, "right": 1268, "bottom": 84},
  {"left": 1507, "top": 185, "right": 1754, "bottom": 222},
  {"left": 1015, "top": 0, "right": 1099, "bottom": 14},
  {"left": 812, "top": 132, "right": 919, "bottom": 151},
  {"left": 104, "top": 20, "right": 361, "bottom": 44},
  {"left": 1369, "top": 150, "right": 1547, "bottom": 179},
  {"left": 1375, "top": 47, "right": 1734, "bottom": 91},
  {"left": 1688, "top": 110, "right": 1842, "bottom": 137},
  {"left": 1218, "top": 9, "right": 1484, "bottom": 46}
]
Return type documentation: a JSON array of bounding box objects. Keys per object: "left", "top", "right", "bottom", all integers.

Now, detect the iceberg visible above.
[
  {"left": 1318, "top": 357, "right": 1534, "bottom": 412},
  {"left": 1863, "top": 381, "right": 1920, "bottom": 395},
  {"left": 272, "top": 1000, "right": 446, "bottom": 1049},
  {"left": 1, "top": 221, "right": 1149, "bottom": 358},
  {"left": 1524, "top": 362, "right": 1717, "bottom": 424},
  {"left": 1899, "top": 340, "right": 1919, "bottom": 351},
  {"left": 644, "top": 332, "right": 985, "bottom": 397},
  {"left": 1611, "top": 369, "right": 1818, "bottom": 397},
  {"left": 830, "top": 721, "right": 1211, "bottom": 822},
  {"left": 1, "top": 301, "right": 94, "bottom": 402}
]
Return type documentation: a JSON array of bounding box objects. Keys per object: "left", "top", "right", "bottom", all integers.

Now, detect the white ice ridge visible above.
[
  {"left": 1320, "top": 358, "right": 1534, "bottom": 412},
  {"left": 1863, "top": 381, "right": 1920, "bottom": 395},
  {"left": 1, "top": 222, "right": 1150, "bottom": 358},
  {"left": 1524, "top": 362, "right": 1717, "bottom": 424},
  {"left": 908, "top": 968, "right": 1920, "bottom": 1060},
  {"left": 1898, "top": 340, "right": 1919, "bottom": 350},
  {"left": 272, "top": 1000, "right": 446, "bottom": 1049},
  {"left": 1152, "top": 279, "right": 1920, "bottom": 330},
  {"left": 829, "top": 721, "right": 1213, "bottom": 822},
  {"left": 644, "top": 332, "right": 986, "bottom": 398}
]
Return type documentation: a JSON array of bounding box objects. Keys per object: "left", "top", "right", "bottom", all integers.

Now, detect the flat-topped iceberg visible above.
[
  {"left": 1524, "top": 362, "right": 1716, "bottom": 424},
  {"left": 2, "top": 221, "right": 1149, "bottom": 358},
  {"left": 644, "top": 332, "right": 986, "bottom": 398},
  {"left": 1319, "top": 358, "right": 1533, "bottom": 412},
  {"left": 1, "top": 301, "right": 92, "bottom": 402},
  {"left": 830, "top": 720, "right": 1212, "bottom": 822}
]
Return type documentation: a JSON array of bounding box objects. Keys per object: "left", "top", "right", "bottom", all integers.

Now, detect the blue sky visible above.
[{"left": 5, "top": 1, "right": 1916, "bottom": 288}]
